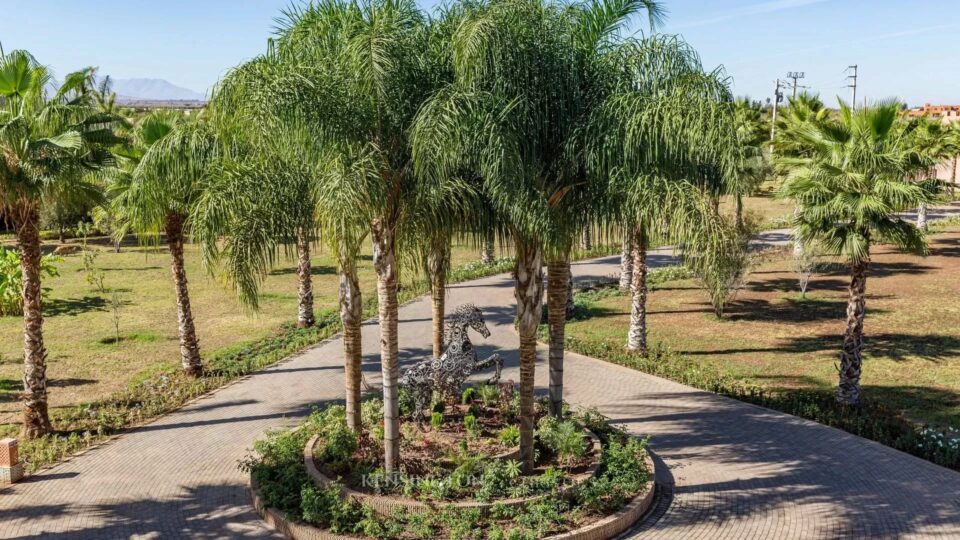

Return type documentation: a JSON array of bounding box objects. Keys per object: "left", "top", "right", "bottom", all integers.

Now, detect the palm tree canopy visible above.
[
  {"left": 0, "top": 50, "right": 121, "bottom": 220},
  {"left": 777, "top": 101, "right": 938, "bottom": 263}
]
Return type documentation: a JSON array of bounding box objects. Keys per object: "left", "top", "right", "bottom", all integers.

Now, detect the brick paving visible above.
[{"left": 3, "top": 215, "right": 960, "bottom": 538}]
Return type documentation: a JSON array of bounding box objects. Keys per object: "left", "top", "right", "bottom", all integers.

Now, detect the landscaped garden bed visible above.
[{"left": 242, "top": 383, "right": 655, "bottom": 539}]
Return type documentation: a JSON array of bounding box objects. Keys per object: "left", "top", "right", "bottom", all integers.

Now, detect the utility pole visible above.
[
  {"left": 846, "top": 65, "right": 858, "bottom": 109},
  {"left": 770, "top": 78, "right": 785, "bottom": 142},
  {"left": 786, "top": 71, "right": 806, "bottom": 100}
]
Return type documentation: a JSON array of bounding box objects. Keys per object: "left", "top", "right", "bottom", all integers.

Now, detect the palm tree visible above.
[
  {"left": 907, "top": 116, "right": 955, "bottom": 231},
  {"left": 582, "top": 35, "right": 736, "bottom": 354},
  {"left": 273, "top": 0, "right": 459, "bottom": 472},
  {"left": 413, "top": 0, "right": 667, "bottom": 470},
  {"left": 123, "top": 114, "right": 219, "bottom": 377},
  {"left": 730, "top": 98, "right": 769, "bottom": 231},
  {"left": 777, "top": 101, "right": 937, "bottom": 406},
  {"left": 0, "top": 50, "right": 119, "bottom": 437}
]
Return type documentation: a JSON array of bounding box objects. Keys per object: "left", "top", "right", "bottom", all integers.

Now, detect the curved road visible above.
[{"left": 3, "top": 221, "right": 960, "bottom": 538}]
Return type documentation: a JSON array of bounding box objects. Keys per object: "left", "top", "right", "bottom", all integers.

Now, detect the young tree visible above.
[
  {"left": 0, "top": 50, "right": 119, "bottom": 437},
  {"left": 777, "top": 101, "right": 937, "bottom": 405},
  {"left": 124, "top": 115, "right": 219, "bottom": 376}
]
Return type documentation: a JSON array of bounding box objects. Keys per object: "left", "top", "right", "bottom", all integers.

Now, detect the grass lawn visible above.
[
  {"left": 564, "top": 226, "right": 960, "bottom": 429},
  {"left": 719, "top": 193, "right": 796, "bottom": 229},
  {"left": 0, "top": 238, "right": 499, "bottom": 425}
]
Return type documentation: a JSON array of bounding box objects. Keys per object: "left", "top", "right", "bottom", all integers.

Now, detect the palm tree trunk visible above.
[
  {"left": 427, "top": 237, "right": 450, "bottom": 359},
  {"left": 16, "top": 203, "right": 53, "bottom": 439},
  {"left": 619, "top": 224, "right": 634, "bottom": 293},
  {"left": 296, "top": 227, "right": 315, "bottom": 328},
  {"left": 514, "top": 237, "right": 544, "bottom": 474},
  {"left": 547, "top": 254, "right": 569, "bottom": 418},
  {"left": 565, "top": 263, "right": 574, "bottom": 320},
  {"left": 951, "top": 156, "right": 958, "bottom": 196},
  {"left": 837, "top": 257, "right": 868, "bottom": 406},
  {"left": 579, "top": 223, "right": 592, "bottom": 250},
  {"left": 917, "top": 202, "right": 928, "bottom": 232},
  {"left": 626, "top": 224, "right": 649, "bottom": 355},
  {"left": 481, "top": 228, "right": 495, "bottom": 265},
  {"left": 735, "top": 194, "right": 745, "bottom": 232},
  {"left": 165, "top": 212, "right": 202, "bottom": 377},
  {"left": 338, "top": 253, "right": 363, "bottom": 432},
  {"left": 372, "top": 221, "right": 400, "bottom": 473}
]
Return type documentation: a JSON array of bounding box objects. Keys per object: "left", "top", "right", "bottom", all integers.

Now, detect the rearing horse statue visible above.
[{"left": 399, "top": 304, "right": 503, "bottom": 421}]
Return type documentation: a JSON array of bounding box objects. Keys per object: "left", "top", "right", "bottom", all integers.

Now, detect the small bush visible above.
[{"left": 498, "top": 425, "right": 520, "bottom": 446}]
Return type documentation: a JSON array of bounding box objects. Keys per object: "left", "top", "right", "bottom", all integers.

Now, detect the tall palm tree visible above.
[
  {"left": 413, "top": 0, "right": 666, "bottom": 470},
  {"left": 583, "top": 35, "right": 735, "bottom": 354},
  {"left": 123, "top": 115, "right": 219, "bottom": 377},
  {"left": 777, "top": 101, "right": 937, "bottom": 406},
  {"left": 0, "top": 50, "right": 119, "bottom": 437},
  {"left": 273, "top": 0, "right": 459, "bottom": 472}
]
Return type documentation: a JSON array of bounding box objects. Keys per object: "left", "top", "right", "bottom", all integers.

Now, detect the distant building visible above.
[{"left": 906, "top": 103, "right": 960, "bottom": 121}]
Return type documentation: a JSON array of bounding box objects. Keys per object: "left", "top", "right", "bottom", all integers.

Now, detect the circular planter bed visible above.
[
  {"left": 242, "top": 387, "right": 657, "bottom": 539},
  {"left": 249, "top": 451, "right": 655, "bottom": 540},
  {"left": 303, "top": 428, "right": 602, "bottom": 517}
]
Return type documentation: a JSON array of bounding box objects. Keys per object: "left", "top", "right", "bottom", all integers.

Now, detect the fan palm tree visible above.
[
  {"left": 0, "top": 50, "right": 119, "bottom": 437},
  {"left": 123, "top": 114, "right": 219, "bottom": 377},
  {"left": 777, "top": 101, "right": 938, "bottom": 406},
  {"left": 907, "top": 115, "right": 955, "bottom": 231},
  {"left": 730, "top": 98, "right": 769, "bottom": 231}
]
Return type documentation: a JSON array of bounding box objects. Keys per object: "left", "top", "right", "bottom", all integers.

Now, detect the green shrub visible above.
[
  {"left": 300, "top": 483, "right": 363, "bottom": 533},
  {"left": 498, "top": 425, "right": 520, "bottom": 446},
  {"left": 431, "top": 411, "right": 444, "bottom": 430},
  {"left": 464, "top": 414, "right": 480, "bottom": 438},
  {"left": 537, "top": 417, "right": 586, "bottom": 466},
  {"left": 0, "top": 248, "right": 59, "bottom": 317}
]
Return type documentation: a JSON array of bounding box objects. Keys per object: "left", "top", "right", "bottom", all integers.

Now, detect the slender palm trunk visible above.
[
  {"left": 17, "top": 203, "right": 53, "bottom": 438},
  {"left": 372, "top": 221, "right": 400, "bottom": 473},
  {"left": 952, "top": 156, "right": 958, "bottom": 196},
  {"left": 514, "top": 237, "right": 544, "bottom": 474},
  {"left": 917, "top": 202, "right": 928, "bottom": 232},
  {"left": 565, "top": 263, "right": 574, "bottom": 320},
  {"left": 338, "top": 253, "right": 363, "bottom": 432},
  {"left": 481, "top": 228, "right": 495, "bottom": 266},
  {"left": 428, "top": 237, "right": 450, "bottom": 359},
  {"left": 165, "top": 212, "right": 202, "bottom": 377},
  {"left": 579, "top": 223, "right": 592, "bottom": 250},
  {"left": 626, "top": 224, "right": 649, "bottom": 355},
  {"left": 735, "top": 194, "right": 745, "bottom": 232},
  {"left": 296, "top": 227, "right": 315, "bottom": 328},
  {"left": 837, "top": 257, "right": 869, "bottom": 406},
  {"left": 547, "top": 254, "right": 569, "bottom": 418},
  {"left": 619, "top": 224, "right": 634, "bottom": 293}
]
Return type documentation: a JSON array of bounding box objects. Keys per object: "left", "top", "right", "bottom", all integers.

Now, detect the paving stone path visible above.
[{"left": 3, "top": 208, "right": 960, "bottom": 539}]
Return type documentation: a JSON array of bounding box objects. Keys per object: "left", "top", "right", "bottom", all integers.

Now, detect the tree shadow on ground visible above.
[
  {"left": 0, "top": 379, "right": 19, "bottom": 402},
  {"left": 268, "top": 265, "right": 336, "bottom": 277},
  {"left": 44, "top": 296, "right": 107, "bottom": 317},
  {"left": 1, "top": 483, "right": 275, "bottom": 539},
  {"left": 600, "top": 390, "right": 960, "bottom": 537},
  {"left": 682, "top": 332, "right": 960, "bottom": 362},
  {"left": 723, "top": 297, "right": 881, "bottom": 323}
]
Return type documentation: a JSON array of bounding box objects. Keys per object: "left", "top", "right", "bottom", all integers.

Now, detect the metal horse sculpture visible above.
[{"left": 399, "top": 304, "right": 503, "bottom": 421}]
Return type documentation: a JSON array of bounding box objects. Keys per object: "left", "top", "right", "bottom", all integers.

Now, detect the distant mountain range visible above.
[{"left": 110, "top": 78, "right": 206, "bottom": 102}]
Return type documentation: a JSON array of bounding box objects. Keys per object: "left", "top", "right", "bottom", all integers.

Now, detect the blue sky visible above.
[{"left": 3, "top": 0, "right": 958, "bottom": 106}]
